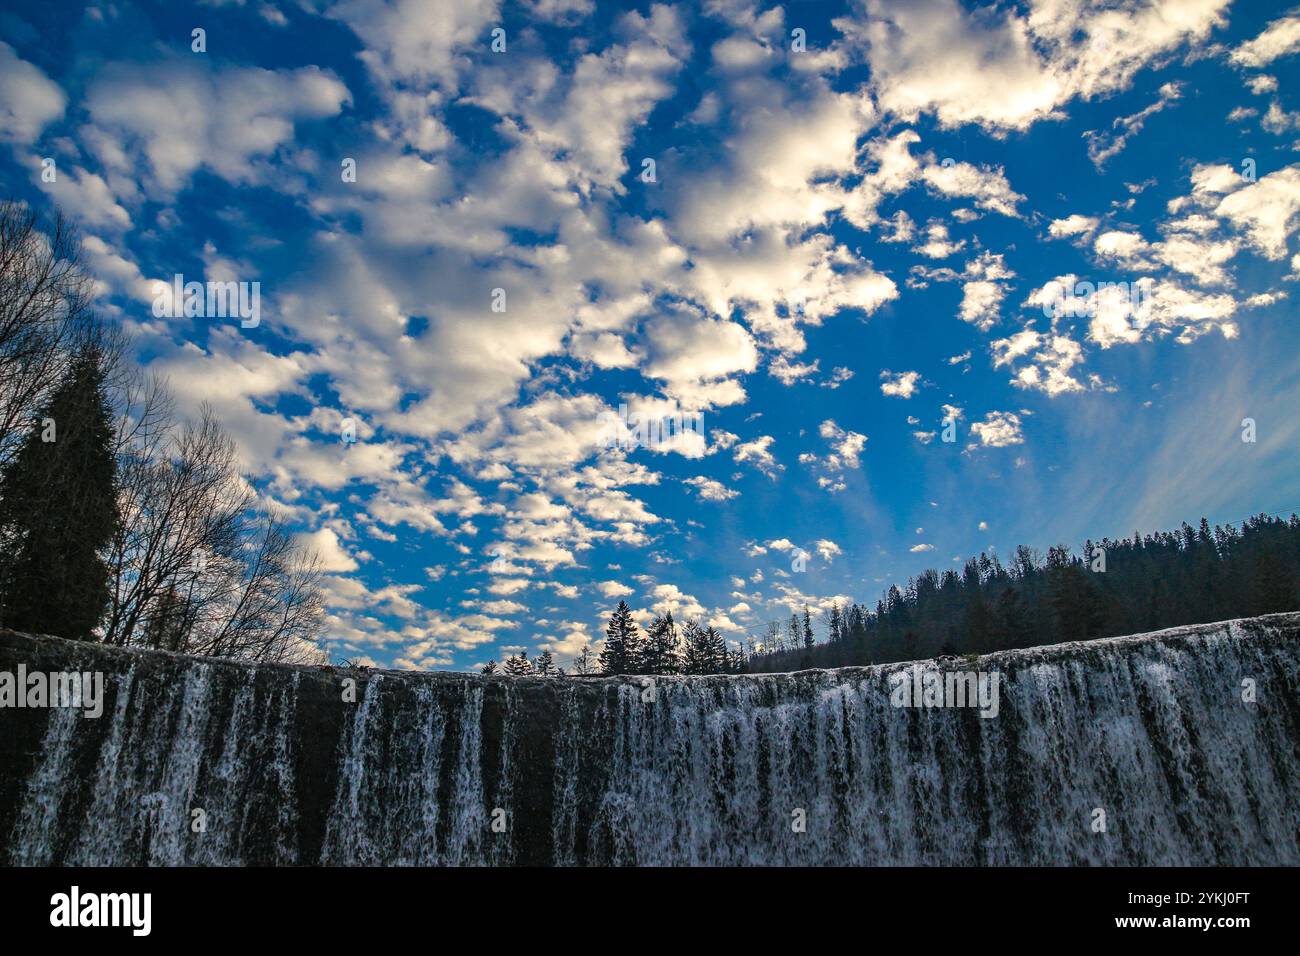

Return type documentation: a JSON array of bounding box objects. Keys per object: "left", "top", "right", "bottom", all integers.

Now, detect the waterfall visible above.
[{"left": 3, "top": 614, "right": 1298, "bottom": 865}]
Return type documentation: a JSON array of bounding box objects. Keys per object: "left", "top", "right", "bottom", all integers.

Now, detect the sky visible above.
[{"left": 2, "top": 0, "right": 1299, "bottom": 671}]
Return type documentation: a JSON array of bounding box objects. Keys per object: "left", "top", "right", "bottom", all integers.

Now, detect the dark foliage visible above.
[
  {"left": 748, "top": 514, "right": 1300, "bottom": 672},
  {"left": 0, "top": 346, "right": 119, "bottom": 638}
]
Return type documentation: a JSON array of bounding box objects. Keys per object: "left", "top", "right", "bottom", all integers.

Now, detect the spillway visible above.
[{"left": 3, "top": 614, "right": 1297, "bottom": 865}]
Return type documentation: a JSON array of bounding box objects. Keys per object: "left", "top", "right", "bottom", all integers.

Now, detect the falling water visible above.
[{"left": 3, "top": 614, "right": 1298, "bottom": 865}]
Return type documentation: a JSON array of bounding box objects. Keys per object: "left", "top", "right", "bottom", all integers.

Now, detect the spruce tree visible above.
[
  {"left": 534, "top": 648, "right": 556, "bottom": 676},
  {"left": 0, "top": 346, "right": 119, "bottom": 639},
  {"left": 503, "top": 651, "right": 534, "bottom": 676},
  {"left": 481, "top": 660, "right": 498, "bottom": 675},
  {"left": 681, "top": 620, "right": 708, "bottom": 674},
  {"left": 599, "top": 600, "right": 640, "bottom": 674},
  {"left": 1046, "top": 545, "right": 1101, "bottom": 641},
  {"left": 704, "top": 626, "right": 727, "bottom": 673},
  {"left": 846, "top": 604, "right": 869, "bottom": 661},
  {"left": 641, "top": 612, "right": 680, "bottom": 675},
  {"left": 995, "top": 586, "right": 1034, "bottom": 649},
  {"left": 828, "top": 603, "right": 843, "bottom": 643}
]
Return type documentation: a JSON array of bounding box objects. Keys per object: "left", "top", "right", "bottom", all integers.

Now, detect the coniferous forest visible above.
[
  {"left": 746, "top": 514, "right": 1300, "bottom": 673},
  {"left": 481, "top": 513, "right": 1300, "bottom": 678}
]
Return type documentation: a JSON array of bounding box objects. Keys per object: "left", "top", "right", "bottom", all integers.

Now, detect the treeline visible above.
[
  {"left": 749, "top": 514, "right": 1300, "bottom": 673},
  {"left": 481, "top": 648, "right": 560, "bottom": 676},
  {"left": 482, "top": 600, "right": 744, "bottom": 676},
  {"left": 0, "top": 201, "right": 325, "bottom": 663},
  {"left": 487, "top": 514, "right": 1300, "bottom": 678}
]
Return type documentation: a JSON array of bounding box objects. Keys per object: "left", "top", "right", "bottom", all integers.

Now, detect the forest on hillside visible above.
[
  {"left": 747, "top": 513, "right": 1300, "bottom": 673},
  {"left": 486, "top": 512, "right": 1300, "bottom": 679}
]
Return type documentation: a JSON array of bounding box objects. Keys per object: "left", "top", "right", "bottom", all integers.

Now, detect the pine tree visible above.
[
  {"left": 641, "top": 612, "right": 680, "bottom": 675},
  {"left": 962, "top": 591, "right": 996, "bottom": 653},
  {"left": 534, "top": 648, "right": 556, "bottom": 676},
  {"left": 1046, "top": 545, "right": 1101, "bottom": 641},
  {"left": 0, "top": 346, "right": 119, "bottom": 639},
  {"left": 503, "top": 651, "right": 534, "bottom": 676},
  {"left": 1250, "top": 546, "right": 1294, "bottom": 615},
  {"left": 846, "top": 604, "right": 869, "bottom": 660},
  {"left": 828, "top": 603, "right": 843, "bottom": 643},
  {"left": 704, "top": 626, "right": 727, "bottom": 674},
  {"left": 681, "top": 620, "right": 709, "bottom": 674},
  {"left": 599, "top": 600, "right": 640, "bottom": 674},
  {"left": 802, "top": 605, "right": 815, "bottom": 649},
  {"left": 995, "top": 586, "right": 1034, "bottom": 649},
  {"left": 480, "top": 660, "right": 498, "bottom": 675}
]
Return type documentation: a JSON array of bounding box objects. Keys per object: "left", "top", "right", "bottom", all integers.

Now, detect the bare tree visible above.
[
  {"left": 572, "top": 643, "right": 597, "bottom": 675},
  {"left": 103, "top": 403, "right": 245, "bottom": 646},
  {"left": 104, "top": 397, "right": 325, "bottom": 663},
  {"left": 196, "top": 509, "right": 326, "bottom": 664},
  {"left": 0, "top": 201, "right": 96, "bottom": 465},
  {"left": 763, "top": 620, "right": 782, "bottom": 654}
]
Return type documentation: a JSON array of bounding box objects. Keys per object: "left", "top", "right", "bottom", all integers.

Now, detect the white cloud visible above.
[
  {"left": 597, "top": 580, "right": 633, "bottom": 598},
  {"left": 733, "top": 435, "right": 783, "bottom": 478},
  {"left": 1246, "top": 74, "right": 1279, "bottom": 95},
  {"left": 641, "top": 310, "right": 759, "bottom": 394},
  {"left": 912, "top": 221, "right": 966, "bottom": 258},
  {"left": 683, "top": 476, "right": 739, "bottom": 501},
  {"left": 645, "top": 582, "right": 706, "bottom": 621},
  {"left": 85, "top": 60, "right": 350, "bottom": 195},
  {"left": 814, "top": 539, "right": 842, "bottom": 562},
  {"left": 840, "top": 0, "right": 1228, "bottom": 133},
  {"left": 326, "top": 0, "right": 502, "bottom": 91},
  {"left": 1084, "top": 82, "right": 1182, "bottom": 169},
  {"left": 968, "top": 410, "right": 1025, "bottom": 448},
  {"left": 921, "top": 159, "right": 1024, "bottom": 216},
  {"left": 957, "top": 252, "right": 1016, "bottom": 330},
  {"left": 297, "top": 527, "right": 360, "bottom": 573},
  {"left": 1229, "top": 14, "right": 1300, "bottom": 69},
  {"left": 879, "top": 369, "right": 922, "bottom": 398},
  {"left": 1215, "top": 166, "right": 1300, "bottom": 260},
  {"left": 817, "top": 420, "right": 868, "bottom": 471},
  {"left": 0, "top": 42, "right": 65, "bottom": 144},
  {"left": 996, "top": 329, "right": 1089, "bottom": 397},
  {"left": 1045, "top": 214, "right": 1097, "bottom": 238},
  {"left": 769, "top": 354, "right": 819, "bottom": 386}
]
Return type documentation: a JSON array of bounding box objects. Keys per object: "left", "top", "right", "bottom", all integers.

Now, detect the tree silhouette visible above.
[
  {"left": 599, "top": 600, "right": 640, "bottom": 674},
  {"left": 0, "top": 345, "right": 118, "bottom": 639}
]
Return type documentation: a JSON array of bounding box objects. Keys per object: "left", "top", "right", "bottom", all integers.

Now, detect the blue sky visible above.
[{"left": 2, "top": 0, "right": 1299, "bottom": 670}]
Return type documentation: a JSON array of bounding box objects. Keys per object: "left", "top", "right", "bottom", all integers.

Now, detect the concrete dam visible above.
[{"left": 2, "top": 614, "right": 1298, "bottom": 865}]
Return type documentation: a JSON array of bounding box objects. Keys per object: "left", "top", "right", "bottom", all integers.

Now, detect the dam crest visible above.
[{"left": 2, "top": 614, "right": 1298, "bottom": 866}]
